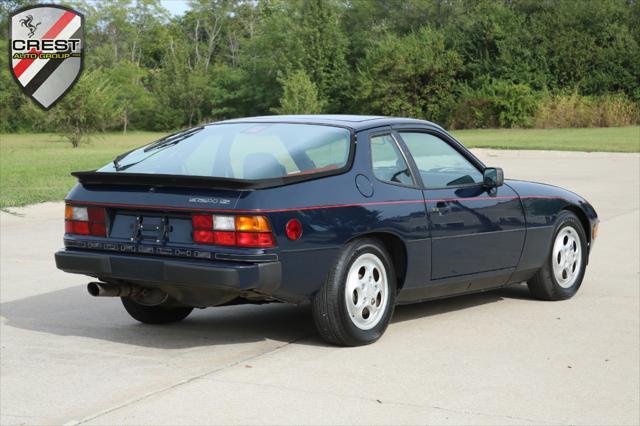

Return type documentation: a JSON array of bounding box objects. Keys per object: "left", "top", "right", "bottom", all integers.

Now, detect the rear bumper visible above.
[{"left": 54, "top": 249, "right": 281, "bottom": 295}]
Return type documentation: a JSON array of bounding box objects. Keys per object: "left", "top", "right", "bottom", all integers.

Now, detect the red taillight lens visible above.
[
  {"left": 193, "top": 230, "right": 238, "bottom": 246},
  {"left": 65, "top": 205, "right": 107, "bottom": 237},
  {"left": 193, "top": 230, "right": 215, "bottom": 244},
  {"left": 89, "top": 222, "right": 107, "bottom": 237},
  {"left": 88, "top": 207, "right": 106, "bottom": 223},
  {"left": 192, "top": 214, "right": 213, "bottom": 230},
  {"left": 65, "top": 220, "right": 90, "bottom": 235},
  {"left": 191, "top": 213, "right": 275, "bottom": 248},
  {"left": 213, "top": 231, "right": 236, "bottom": 246},
  {"left": 285, "top": 219, "right": 303, "bottom": 240},
  {"left": 236, "top": 232, "right": 275, "bottom": 248}
]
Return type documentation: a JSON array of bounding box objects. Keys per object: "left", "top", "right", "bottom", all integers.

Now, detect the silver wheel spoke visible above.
[
  {"left": 552, "top": 226, "right": 582, "bottom": 289},
  {"left": 344, "top": 253, "right": 389, "bottom": 330}
]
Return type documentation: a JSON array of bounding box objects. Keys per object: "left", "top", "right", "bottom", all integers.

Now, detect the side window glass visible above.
[
  {"left": 370, "top": 134, "right": 413, "bottom": 185},
  {"left": 400, "top": 132, "right": 483, "bottom": 188}
]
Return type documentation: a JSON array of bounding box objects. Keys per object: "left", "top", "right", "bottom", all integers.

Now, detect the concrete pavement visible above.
[{"left": 1, "top": 149, "right": 639, "bottom": 425}]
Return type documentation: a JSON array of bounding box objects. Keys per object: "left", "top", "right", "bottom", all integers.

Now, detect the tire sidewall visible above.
[
  {"left": 121, "top": 297, "right": 193, "bottom": 324},
  {"left": 336, "top": 240, "right": 396, "bottom": 344},
  {"left": 547, "top": 212, "right": 588, "bottom": 298}
]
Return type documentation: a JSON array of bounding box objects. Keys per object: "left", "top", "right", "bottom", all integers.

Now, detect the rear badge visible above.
[
  {"left": 9, "top": 4, "right": 84, "bottom": 110},
  {"left": 188, "top": 197, "right": 231, "bottom": 205}
]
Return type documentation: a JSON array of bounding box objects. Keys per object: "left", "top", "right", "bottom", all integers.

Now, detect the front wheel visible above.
[
  {"left": 312, "top": 238, "right": 396, "bottom": 346},
  {"left": 528, "top": 211, "right": 588, "bottom": 300}
]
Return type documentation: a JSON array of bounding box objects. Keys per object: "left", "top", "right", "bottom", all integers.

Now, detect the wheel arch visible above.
[
  {"left": 347, "top": 232, "right": 408, "bottom": 292},
  {"left": 562, "top": 205, "right": 591, "bottom": 246}
]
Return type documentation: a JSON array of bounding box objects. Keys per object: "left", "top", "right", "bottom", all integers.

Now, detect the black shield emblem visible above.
[{"left": 9, "top": 4, "right": 84, "bottom": 110}]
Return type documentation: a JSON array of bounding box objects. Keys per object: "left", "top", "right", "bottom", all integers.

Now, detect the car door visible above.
[{"left": 395, "top": 129, "right": 526, "bottom": 280}]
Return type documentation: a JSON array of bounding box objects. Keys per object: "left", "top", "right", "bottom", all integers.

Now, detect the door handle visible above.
[{"left": 431, "top": 201, "right": 450, "bottom": 215}]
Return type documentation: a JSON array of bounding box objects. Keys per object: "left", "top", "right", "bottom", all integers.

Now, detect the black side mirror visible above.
[{"left": 483, "top": 167, "right": 504, "bottom": 188}]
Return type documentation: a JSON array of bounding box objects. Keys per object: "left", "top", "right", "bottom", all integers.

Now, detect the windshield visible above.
[{"left": 99, "top": 123, "right": 352, "bottom": 180}]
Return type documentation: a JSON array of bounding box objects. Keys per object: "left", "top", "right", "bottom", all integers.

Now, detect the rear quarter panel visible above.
[{"left": 248, "top": 133, "right": 429, "bottom": 302}]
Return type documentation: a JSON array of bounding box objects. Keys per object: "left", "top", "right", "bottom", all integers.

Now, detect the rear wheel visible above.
[
  {"left": 528, "top": 211, "right": 588, "bottom": 300},
  {"left": 121, "top": 297, "right": 193, "bottom": 324},
  {"left": 312, "top": 238, "right": 396, "bottom": 346}
]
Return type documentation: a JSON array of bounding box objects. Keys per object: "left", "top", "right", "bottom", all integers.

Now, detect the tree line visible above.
[{"left": 1, "top": 0, "right": 638, "bottom": 138}]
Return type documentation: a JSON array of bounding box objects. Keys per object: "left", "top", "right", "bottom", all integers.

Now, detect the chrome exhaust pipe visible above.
[{"left": 87, "top": 282, "right": 138, "bottom": 298}]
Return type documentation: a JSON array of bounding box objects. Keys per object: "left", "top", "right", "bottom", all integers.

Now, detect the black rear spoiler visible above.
[{"left": 71, "top": 171, "right": 324, "bottom": 191}]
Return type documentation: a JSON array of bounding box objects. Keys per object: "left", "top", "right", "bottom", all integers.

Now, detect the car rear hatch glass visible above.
[{"left": 75, "top": 123, "right": 353, "bottom": 190}]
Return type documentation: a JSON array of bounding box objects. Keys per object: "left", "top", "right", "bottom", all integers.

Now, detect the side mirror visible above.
[{"left": 483, "top": 167, "right": 504, "bottom": 188}]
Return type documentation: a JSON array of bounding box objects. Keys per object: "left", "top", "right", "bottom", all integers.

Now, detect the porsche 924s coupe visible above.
[{"left": 55, "top": 115, "right": 599, "bottom": 346}]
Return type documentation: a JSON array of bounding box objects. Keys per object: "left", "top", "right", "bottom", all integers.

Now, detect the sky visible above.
[{"left": 160, "top": 0, "right": 191, "bottom": 16}]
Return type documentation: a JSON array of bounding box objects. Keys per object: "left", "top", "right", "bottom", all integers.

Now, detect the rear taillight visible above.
[
  {"left": 191, "top": 214, "right": 275, "bottom": 248},
  {"left": 65, "top": 205, "right": 107, "bottom": 237}
]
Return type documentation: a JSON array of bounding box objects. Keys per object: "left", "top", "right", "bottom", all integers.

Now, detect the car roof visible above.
[{"left": 216, "top": 115, "right": 443, "bottom": 132}]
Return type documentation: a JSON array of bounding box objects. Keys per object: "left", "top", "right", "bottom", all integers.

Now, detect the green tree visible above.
[
  {"left": 354, "top": 27, "right": 462, "bottom": 122},
  {"left": 235, "top": 0, "right": 306, "bottom": 115},
  {"left": 297, "top": 0, "right": 350, "bottom": 111},
  {"left": 48, "top": 70, "right": 122, "bottom": 147},
  {"left": 104, "top": 61, "right": 155, "bottom": 132},
  {"left": 271, "top": 69, "right": 326, "bottom": 114}
]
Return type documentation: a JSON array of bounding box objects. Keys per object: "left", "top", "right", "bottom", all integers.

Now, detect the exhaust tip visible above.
[{"left": 87, "top": 282, "right": 101, "bottom": 297}]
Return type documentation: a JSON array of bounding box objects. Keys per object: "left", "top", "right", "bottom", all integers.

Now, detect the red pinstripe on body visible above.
[{"left": 68, "top": 195, "right": 566, "bottom": 214}]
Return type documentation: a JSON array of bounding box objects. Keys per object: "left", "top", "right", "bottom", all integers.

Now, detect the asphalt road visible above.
[{"left": 1, "top": 149, "right": 639, "bottom": 425}]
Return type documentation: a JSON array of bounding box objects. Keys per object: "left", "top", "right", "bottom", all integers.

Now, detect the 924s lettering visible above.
[{"left": 55, "top": 115, "right": 599, "bottom": 346}]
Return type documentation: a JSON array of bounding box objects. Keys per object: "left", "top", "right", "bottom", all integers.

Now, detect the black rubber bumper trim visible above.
[{"left": 54, "top": 249, "right": 281, "bottom": 293}]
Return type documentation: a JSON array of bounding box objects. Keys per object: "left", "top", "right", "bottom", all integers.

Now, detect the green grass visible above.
[
  {"left": 0, "top": 132, "right": 164, "bottom": 209},
  {"left": 452, "top": 126, "right": 640, "bottom": 152},
  {"left": 1, "top": 127, "right": 638, "bottom": 208}
]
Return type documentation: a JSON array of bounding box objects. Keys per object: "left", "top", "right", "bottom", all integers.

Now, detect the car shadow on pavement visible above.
[
  {"left": 1, "top": 284, "right": 534, "bottom": 349},
  {"left": 1, "top": 285, "right": 315, "bottom": 349},
  {"left": 392, "top": 283, "right": 533, "bottom": 324}
]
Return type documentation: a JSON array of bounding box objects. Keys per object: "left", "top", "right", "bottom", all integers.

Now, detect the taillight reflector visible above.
[
  {"left": 191, "top": 214, "right": 275, "bottom": 248},
  {"left": 65, "top": 220, "right": 89, "bottom": 235},
  {"left": 90, "top": 222, "right": 107, "bottom": 236},
  {"left": 192, "top": 214, "right": 213, "bottom": 230},
  {"left": 193, "top": 230, "right": 237, "bottom": 246},
  {"left": 236, "top": 216, "right": 271, "bottom": 232},
  {"left": 236, "top": 232, "right": 275, "bottom": 248},
  {"left": 88, "top": 207, "right": 106, "bottom": 223},
  {"left": 285, "top": 219, "right": 303, "bottom": 240},
  {"left": 193, "top": 230, "right": 215, "bottom": 244},
  {"left": 65, "top": 205, "right": 107, "bottom": 237}
]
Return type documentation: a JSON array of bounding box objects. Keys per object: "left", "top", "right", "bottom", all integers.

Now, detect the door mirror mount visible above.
[{"left": 483, "top": 167, "right": 504, "bottom": 188}]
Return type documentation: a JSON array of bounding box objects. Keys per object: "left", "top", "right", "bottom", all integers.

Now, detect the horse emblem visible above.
[{"left": 19, "top": 14, "right": 41, "bottom": 38}]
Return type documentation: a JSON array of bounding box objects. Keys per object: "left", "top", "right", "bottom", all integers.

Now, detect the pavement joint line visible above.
[
  {"left": 598, "top": 208, "right": 640, "bottom": 223},
  {"left": 206, "top": 377, "right": 565, "bottom": 425},
  {"left": 66, "top": 333, "right": 315, "bottom": 425}
]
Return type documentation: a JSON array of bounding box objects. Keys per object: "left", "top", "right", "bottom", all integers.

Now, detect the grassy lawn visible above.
[
  {"left": 0, "top": 132, "right": 164, "bottom": 209},
  {"left": 453, "top": 126, "right": 639, "bottom": 153},
  {"left": 1, "top": 126, "right": 638, "bottom": 208}
]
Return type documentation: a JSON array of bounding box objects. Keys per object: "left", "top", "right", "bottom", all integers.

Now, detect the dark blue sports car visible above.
[{"left": 55, "top": 115, "right": 599, "bottom": 346}]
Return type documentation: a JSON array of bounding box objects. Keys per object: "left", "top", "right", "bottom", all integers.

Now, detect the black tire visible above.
[
  {"left": 528, "top": 211, "right": 588, "bottom": 301},
  {"left": 312, "top": 238, "right": 396, "bottom": 346},
  {"left": 121, "top": 297, "right": 193, "bottom": 324}
]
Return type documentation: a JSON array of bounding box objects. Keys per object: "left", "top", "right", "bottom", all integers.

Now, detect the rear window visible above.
[{"left": 99, "top": 123, "right": 351, "bottom": 180}]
